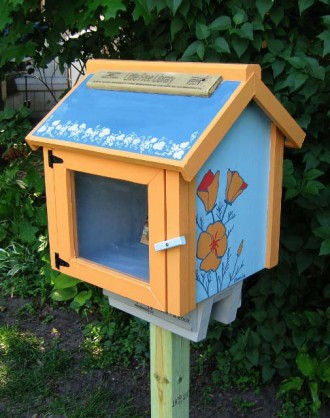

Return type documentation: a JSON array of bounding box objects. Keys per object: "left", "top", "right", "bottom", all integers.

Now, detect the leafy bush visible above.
[
  {"left": 0, "top": 0, "right": 329, "bottom": 414},
  {"left": 0, "top": 106, "right": 50, "bottom": 300}
]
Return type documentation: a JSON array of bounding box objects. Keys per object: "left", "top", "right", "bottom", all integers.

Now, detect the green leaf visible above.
[
  {"left": 166, "top": 0, "right": 183, "bottom": 15},
  {"left": 305, "top": 311, "right": 323, "bottom": 327},
  {"left": 196, "top": 42, "right": 205, "bottom": 60},
  {"left": 270, "top": 7, "right": 285, "bottom": 26},
  {"left": 296, "top": 352, "right": 317, "bottom": 377},
  {"left": 272, "top": 338, "right": 284, "bottom": 355},
  {"left": 316, "top": 211, "right": 330, "bottom": 227},
  {"left": 293, "top": 332, "right": 306, "bottom": 350},
  {"left": 132, "top": 0, "right": 153, "bottom": 23},
  {"left": 318, "top": 30, "right": 330, "bottom": 56},
  {"left": 320, "top": 239, "right": 330, "bottom": 255},
  {"left": 305, "top": 58, "right": 326, "bottom": 80},
  {"left": 103, "top": 0, "right": 126, "bottom": 19},
  {"left": 267, "top": 38, "right": 284, "bottom": 55},
  {"left": 181, "top": 40, "right": 204, "bottom": 60},
  {"left": 288, "top": 56, "right": 306, "bottom": 69},
  {"left": 240, "top": 22, "right": 254, "bottom": 40},
  {"left": 176, "top": 0, "right": 189, "bottom": 17},
  {"left": 296, "top": 113, "right": 311, "bottom": 129},
  {"left": 232, "top": 37, "right": 249, "bottom": 58},
  {"left": 246, "top": 348, "right": 259, "bottom": 366},
  {"left": 296, "top": 251, "right": 313, "bottom": 275},
  {"left": 319, "top": 359, "right": 330, "bottom": 382},
  {"left": 278, "top": 377, "right": 304, "bottom": 396},
  {"left": 256, "top": 0, "right": 274, "bottom": 19},
  {"left": 322, "top": 15, "right": 330, "bottom": 26},
  {"left": 213, "top": 37, "right": 230, "bottom": 54},
  {"left": 258, "top": 326, "right": 274, "bottom": 342},
  {"left": 196, "top": 22, "right": 210, "bottom": 40},
  {"left": 51, "top": 286, "right": 78, "bottom": 302},
  {"left": 309, "top": 381, "right": 321, "bottom": 413},
  {"left": 291, "top": 72, "right": 309, "bottom": 91},
  {"left": 274, "top": 356, "right": 289, "bottom": 370},
  {"left": 251, "top": 310, "right": 267, "bottom": 322},
  {"left": 301, "top": 79, "right": 318, "bottom": 99},
  {"left": 262, "top": 364, "right": 275, "bottom": 382},
  {"left": 73, "top": 289, "right": 92, "bottom": 306},
  {"left": 233, "top": 12, "right": 245, "bottom": 26},
  {"left": 17, "top": 222, "right": 38, "bottom": 244},
  {"left": 166, "top": 0, "right": 182, "bottom": 16},
  {"left": 303, "top": 180, "right": 325, "bottom": 195},
  {"left": 304, "top": 168, "right": 324, "bottom": 181},
  {"left": 209, "top": 16, "right": 231, "bottom": 31},
  {"left": 170, "top": 16, "right": 184, "bottom": 40},
  {"left": 272, "top": 60, "right": 286, "bottom": 78},
  {"left": 298, "top": 0, "right": 315, "bottom": 14},
  {"left": 313, "top": 226, "right": 330, "bottom": 240},
  {"left": 53, "top": 273, "right": 80, "bottom": 289}
]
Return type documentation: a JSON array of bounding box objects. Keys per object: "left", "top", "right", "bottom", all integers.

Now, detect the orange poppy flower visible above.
[
  {"left": 225, "top": 169, "right": 247, "bottom": 204},
  {"left": 197, "top": 169, "right": 220, "bottom": 213},
  {"left": 197, "top": 222, "right": 227, "bottom": 272}
]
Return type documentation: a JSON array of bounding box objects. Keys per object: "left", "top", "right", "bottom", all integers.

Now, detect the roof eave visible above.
[
  {"left": 253, "top": 79, "right": 305, "bottom": 148},
  {"left": 180, "top": 77, "right": 306, "bottom": 182}
]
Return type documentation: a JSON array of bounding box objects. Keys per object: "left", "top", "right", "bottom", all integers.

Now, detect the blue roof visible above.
[{"left": 32, "top": 75, "right": 240, "bottom": 161}]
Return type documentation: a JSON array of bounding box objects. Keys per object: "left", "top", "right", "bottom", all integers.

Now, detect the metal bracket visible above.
[
  {"left": 55, "top": 253, "right": 70, "bottom": 269},
  {"left": 48, "top": 150, "right": 63, "bottom": 168},
  {"left": 154, "top": 236, "right": 186, "bottom": 251}
]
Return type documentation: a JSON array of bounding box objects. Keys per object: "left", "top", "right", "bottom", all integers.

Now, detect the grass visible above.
[{"left": 0, "top": 324, "right": 144, "bottom": 418}]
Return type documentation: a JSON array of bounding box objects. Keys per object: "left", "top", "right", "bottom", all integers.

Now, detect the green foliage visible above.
[
  {"left": 0, "top": 0, "right": 329, "bottom": 413},
  {"left": 0, "top": 107, "right": 50, "bottom": 300},
  {"left": 83, "top": 296, "right": 149, "bottom": 369},
  {"left": 0, "top": 242, "right": 47, "bottom": 298}
]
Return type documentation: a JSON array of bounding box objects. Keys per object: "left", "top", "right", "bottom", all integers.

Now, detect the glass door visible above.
[
  {"left": 74, "top": 172, "right": 149, "bottom": 281},
  {"left": 49, "top": 148, "right": 167, "bottom": 311}
]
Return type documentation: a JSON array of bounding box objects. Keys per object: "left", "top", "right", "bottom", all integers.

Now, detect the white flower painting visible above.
[{"left": 35, "top": 116, "right": 199, "bottom": 161}]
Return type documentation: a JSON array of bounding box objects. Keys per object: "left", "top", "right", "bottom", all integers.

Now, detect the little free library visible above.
[{"left": 26, "top": 60, "right": 305, "bottom": 318}]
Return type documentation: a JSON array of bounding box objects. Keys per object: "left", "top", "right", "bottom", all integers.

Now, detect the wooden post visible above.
[{"left": 150, "top": 324, "right": 190, "bottom": 418}]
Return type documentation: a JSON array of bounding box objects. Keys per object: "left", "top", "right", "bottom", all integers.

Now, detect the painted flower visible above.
[
  {"left": 225, "top": 169, "right": 248, "bottom": 205},
  {"left": 153, "top": 141, "right": 165, "bottom": 150},
  {"left": 197, "top": 222, "right": 228, "bottom": 272},
  {"left": 197, "top": 169, "right": 220, "bottom": 213}
]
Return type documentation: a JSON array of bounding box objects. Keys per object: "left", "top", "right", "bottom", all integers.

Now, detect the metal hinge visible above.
[
  {"left": 55, "top": 253, "right": 70, "bottom": 269},
  {"left": 48, "top": 150, "right": 63, "bottom": 168}
]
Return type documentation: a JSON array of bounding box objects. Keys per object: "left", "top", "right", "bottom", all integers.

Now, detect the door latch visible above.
[{"left": 154, "top": 236, "right": 186, "bottom": 251}]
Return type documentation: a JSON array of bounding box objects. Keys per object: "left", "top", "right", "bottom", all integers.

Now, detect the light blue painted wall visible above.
[{"left": 195, "top": 102, "right": 271, "bottom": 303}]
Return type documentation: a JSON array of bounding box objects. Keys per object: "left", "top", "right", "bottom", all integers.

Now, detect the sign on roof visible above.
[{"left": 87, "top": 71, "right": 222, "bottom": 97}]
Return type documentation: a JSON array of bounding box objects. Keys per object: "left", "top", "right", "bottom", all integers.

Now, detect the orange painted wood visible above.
[
  {"left": 86, "top": 59, "right": 261, "bottom": 81},
  {"left": 165, "top": 172, "right": 196, "bottom": 316},
  {"left": 52, "top": 162, "right": 75, "bottom": 262},
  {"left": 67, "top": 258, "right": 166, "bottom": 311},
  {"left": 50, "top": 149, "right": 167, "bottom": 311},
  {"left": 254, "top": 79, "right": 305, "bottom": 148},
  {"left": 28, "top": 137, "right": 184, "bottom": 175},
  {"left": 182, "top": 74, "right": 256, "bottom": 182},
  {"left": 265, "top": 125, "right": 285, "bottom": 268},
  {"left": 43, "top": 148, "right": 60, "bottom": 267}
]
